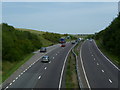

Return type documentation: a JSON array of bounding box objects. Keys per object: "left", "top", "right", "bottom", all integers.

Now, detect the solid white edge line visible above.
[
  {"left": 58, "top": 43, "right": 76, "bottom": 90},
  {"left": 80, "top": 41, "right": 91, "bottom": 89},
  {"left": 93, "top": 40, "right": 120, "bottom": 71}
]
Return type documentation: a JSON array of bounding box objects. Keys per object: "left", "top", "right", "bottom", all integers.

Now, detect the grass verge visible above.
[
  {"left": 2, "top": 53, "right": 34, "bottom": 83},
  {"left": 95, "top": 40, "right": 119, "bottom": 66},
  {"left": 65, "top": 51, "right": 79, "bottom": 88}
]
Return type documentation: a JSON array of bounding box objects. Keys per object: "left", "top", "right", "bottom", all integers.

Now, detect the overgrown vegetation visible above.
[
  {"left": 2, "top": 23, "right": 42, "bottom": 62},
  {"left": 42, "top": 32, "right": 61, "bottom": 44},
  {"left": 65, "top": 51, "right": 79, "bottom": 88},
  {"left": 95, "top": 13, "right": 120, "bottom": 65}
]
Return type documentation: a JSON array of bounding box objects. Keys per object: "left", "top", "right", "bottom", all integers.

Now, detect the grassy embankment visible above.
[
  {"left": 2, "top": 23, "right": 61, "bottom": 83},
  {"left": 2, "top": 53, "right": 34, "bottom": 82},
  {"left": 65, "top": 51, "right": 79, "bottom": 88},
  {"left": 95, "top": 40, "right": 119, "bottom": 66},
  {"left": 16, "top": 28, "right": 53, "bottom": 47}
]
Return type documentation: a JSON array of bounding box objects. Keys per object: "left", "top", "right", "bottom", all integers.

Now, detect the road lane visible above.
[
  {"left": 81, "top": 40, "right": 119, "bottom": 88},
  {"left": 4, "top": 42, "right": 74, "bottom": 89}
]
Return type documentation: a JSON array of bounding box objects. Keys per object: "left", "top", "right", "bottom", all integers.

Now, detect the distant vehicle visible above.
[
  {"left": 41, "top": 56, "right": 50, "bottom": 63},
  {"left": 59, "top": 38, "right": 66, "bottom": 43},
  {"left": 61, "top": 43, "right": 66, "bottom": 47},
  {"left": 71, "top": 41, "right": 76, "bottom": 44},
  {"left": 40, "top": 47, "right": 47, "bottom": 52}
]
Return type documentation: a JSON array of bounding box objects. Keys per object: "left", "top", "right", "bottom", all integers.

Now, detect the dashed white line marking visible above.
[
  {"left": 44, "top": 67, "right": 47, "bottom": 69},
  {"left": 102, "top": 70, "right": 104, "bottom": 72},
  {"left": 13, "top": 80, "right": 15, "bottom": 82},
  {"left": 56, "top": 54, "right": 57, "bottom": 55},
  {"left": 16, "top": 77, "right": 18, "bottom": 80},
  {"left": 94, "top": 58, "right": 95, "bottom": 60},
  {"left": 23, "top": 70, "right": 25, "bottom": 73},
  {"left": 91, "top": 55, "right": 93, "bottom": 56},
  {"left": 97, "top": 63, "right": 99, "bottom": 65},
  {"left": 25, "top": 69, "right": 28, "bottom": 71},
  {"left": 21, "top": 72, "right": 23, "bottom": 75},
  {"left": 109, "top": 79, "right": 112, "bottom": 83},
  {"left": 5, "top": 86, "right": 9, "bottom": 89},
  {"left": 9, "top": 83, "right": 12, "bottom": 86},
  {"left": 38, "top": 76, "right": 41, "bottom": 79},
  {"left": 18, "top": 75, "right": 21, "bottom": 77},
  {"left": 53, "top": 57, "right": 54, "bottom": 59}
]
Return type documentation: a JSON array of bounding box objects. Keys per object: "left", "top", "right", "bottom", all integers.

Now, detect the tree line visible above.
[{"left": 95, "top": 13, "right": 120, "bottom": 58}]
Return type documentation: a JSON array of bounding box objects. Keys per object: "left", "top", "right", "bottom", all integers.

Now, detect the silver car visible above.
[{"left": 41, "top": 56, "right": 50, "bottom": 63}]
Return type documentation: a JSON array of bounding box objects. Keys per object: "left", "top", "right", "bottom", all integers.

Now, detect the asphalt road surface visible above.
[
  {"left": 81, "top": 40, "right": 119, "bottom": 89},
  {"left": 4, "top": 42, "right": 75, "bottom": 89}
]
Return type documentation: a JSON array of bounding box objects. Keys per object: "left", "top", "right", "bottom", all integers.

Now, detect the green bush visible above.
[{"left": 2, "top": 23, "right": 42, "bottom": 62}]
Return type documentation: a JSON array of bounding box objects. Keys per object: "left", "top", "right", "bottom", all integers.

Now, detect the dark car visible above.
[
  {"left": 41, "top": 56, "right": 50, "bottom": 63},
  {"left": 40, "top": 47, "right": 47, "bottom": 52}
]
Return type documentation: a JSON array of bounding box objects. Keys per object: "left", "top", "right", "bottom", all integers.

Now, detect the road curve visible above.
[
  {"left": 81, "top": 40, "right": 119, "bottom": 89},
  {"left": 3, "top": 42, "right": 75, "bottom": 89}
]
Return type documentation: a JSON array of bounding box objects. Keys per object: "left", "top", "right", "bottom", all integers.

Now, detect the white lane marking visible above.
[
  {"left": 9, "top": 83, "right": 12, "bottom": 86},
  {"left": 102, "top": 70, "right": 104, "bottom": 72},
  {"left": 21, "top": 72, "right": 23, "bottom": 75},
  {"left": 44, "top": 67, "right": 47, "bottom": 69},
  {"left": 56, "top": 54, "right": 57, "bottom": 55},
  {"left": 93, "top": 40, "right": 120, "bottom": 71},
  {"left": 18, "top": 75, "right": 21, "bottom": 77},
  {"left": 53, "top": 57, "right": 54, "bottom": 59},
  {"left": 5, "top": 86, "right": 9, "bottom": 89},
  {"left": 94, "top": 58, "right": 95, "bottom": 60},
  {"left": 13, "top": 80, "right": 15, "bottom": 82},
  {"left": 97, "top": 63, "right": 99, "bottom": 65},
  {"left": 23, "top": 70, "right": 26, "bottom": 73},
  {"left": 91, "top": 55, "right": 93, "bottom": 57},
  {"left": 109, "top": 79, "right": 112, "bottom": 83},
  {"left": 38, "top": 76, "right": 41, "bottom": 79},
  {"left": 59, "top": 43, "right": 77, "bottom": 90},
  {"left": 80, "top": 41, "right": 91, "bottom": 89},
  {"left": 16, "top": 77, "right": 18, "bottom": 80},
  {"left": 4, "top": 45, "right": 59, "bottom": 90},
  {"left": 25, "top": 69, "right": 28, "bottom": 71},
  {"left": 49, "top": 61, "right": 51, "bottom": 63}
]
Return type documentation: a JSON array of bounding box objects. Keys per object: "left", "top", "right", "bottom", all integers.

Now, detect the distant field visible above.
[
  {"left": 16, "top": 28, "right": 53, "bottom": 47},
  {"left": 16, "top": 28, "right": 45, "bottom": 35}
]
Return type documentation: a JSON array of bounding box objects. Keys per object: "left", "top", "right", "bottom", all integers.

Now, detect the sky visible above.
[{"left": 2, "top": 2, "right": 118, "bottom": 34}]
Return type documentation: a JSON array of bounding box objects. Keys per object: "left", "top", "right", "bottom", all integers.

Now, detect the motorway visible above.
[
  {"left": 81, "top": 40, "right": 119, "bottom": 89},
  {"left": 3, "top": 42, "right": 75, "bottom": 89},
  {"left": 3, "top": 39, "right": 120, "bottom": 89}
]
